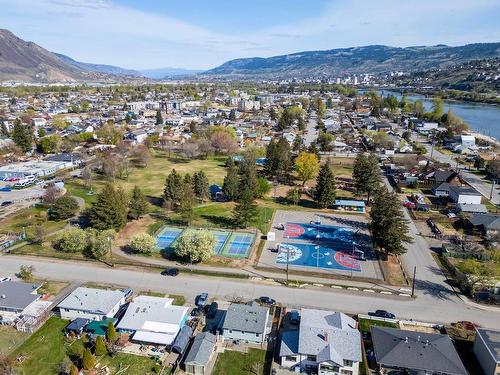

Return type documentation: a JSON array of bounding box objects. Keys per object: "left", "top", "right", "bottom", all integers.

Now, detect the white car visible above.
[{"left": 0, "top": 276, "right": 12, "bottom": 283}]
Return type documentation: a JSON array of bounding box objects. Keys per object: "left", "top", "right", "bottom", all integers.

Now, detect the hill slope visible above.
[
  {"left": 0, "top": 29, "right": 83, "bottom": 82},
  {"left": 205, "top": 43, "right": 500, "bottom": 79},
  {"left": 54, "top": 53, "right": 141, "bottom": 77}
]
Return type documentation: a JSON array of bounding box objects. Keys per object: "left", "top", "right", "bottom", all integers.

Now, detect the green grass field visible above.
[
  {"left": 13, "top": 316, "right": 159, "bottom": 375},
  {"left": 358, "top": 318, "right": 398, "bottom": 333},
  {"left": 0, "top": 206, "right": 66, "bottom": 236},
  {"left": 0, "top": 326, "right": 29, "bottom": 355},
  {"left": 212, "top": 348, "right": 267, "bottom": 375}
]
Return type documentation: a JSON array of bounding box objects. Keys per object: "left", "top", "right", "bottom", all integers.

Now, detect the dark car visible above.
[
  {"left": 368, "top": 310, "right": 396, "bottom": 319},
  {"left": 0, "top": 201, "right": 13, "bottom": 207},
  {"left": 161, "top": 268, "right": 179, "bottom": 277},
  {"left": 258, "top": 296, "right": 276, "bottom": 305},
  {"left": 206, "top": 302, "right": 218, "bottom": 319},
  {"left": 196, "top": 292, "right": 209, "bottom": 307}
]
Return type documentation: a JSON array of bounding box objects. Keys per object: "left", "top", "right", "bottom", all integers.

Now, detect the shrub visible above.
[
  {"left": 129, "top": 233, "right": 157, "bottom": 254},
  {"left": 54, "top": 228, "right": 87, "bottom": 253},
  {"left": 49, "top": 196, "right": 79, "bottom": 220},
  {"left": 173, "top": 230, "right": 216, "bottom": 263}
]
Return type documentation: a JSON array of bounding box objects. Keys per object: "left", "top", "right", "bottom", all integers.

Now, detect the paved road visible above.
[
  {"left": 1, "top": 256, "right": 499, "bottom": 328},
  {"left": 303, "top": 113, "right": 319, "bottom": 147},
  {"left": 423, "top": 143, "right": 499, "bottom": 205}
]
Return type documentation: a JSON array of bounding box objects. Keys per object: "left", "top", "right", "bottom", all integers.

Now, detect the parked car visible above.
[
  {"left": 0, "top": 201, "right": 13, "bottom": 207},
  {"left": 289, "top": 310, "right": 300, "bottom": 325},
  {"left": 0, "top": 277, "right": 11, "bottom": 283},
  {"left": 196, "top": 292, "right": 209, "bottom": 307},
  {"left": 206, "top": 302, "right": 218, "bottom": 319},
  {"left": 368, "top": 310, "right": 396, "bottom": 319},
  {"left": 0, "top": 186, "right": 12, "bottom": 192},
  {"left": 258, "top": 296, "right": 276, "bottom": 305},
  {"left": 403, "top": 200, "right": 416, "bottom": 209},
  {"left": 161, "top": 268, "right": 179, "bottom": 277}
]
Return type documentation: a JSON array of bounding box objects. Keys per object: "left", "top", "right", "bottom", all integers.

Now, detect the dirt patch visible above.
[
  {"left": 380, "top": 254, "right": 408, "bottom": 286},
  {"left": 114, "top": 216, "right": 155, "bottom": 247}
]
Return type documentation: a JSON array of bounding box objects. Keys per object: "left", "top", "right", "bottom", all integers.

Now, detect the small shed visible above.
[
  {"left": 171, "top": 325, "right": 193, "bottom": 355},
  {"left": 333, "top": 199, "right": 366, "bottom": 213},
  {"left": 65, "top": 318, "right": 89, "bottom": 334},
  {"left": 184, "top": 332, "right": 217, "bottom": 375}
]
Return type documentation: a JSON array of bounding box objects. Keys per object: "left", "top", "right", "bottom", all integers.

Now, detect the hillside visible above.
[
  {"left": 54, "top": 53, "right": 141, "bottom": 77},
  {"left": 0, "top": 29, "right": 83, "bottom": 82},
  {"left": 205, "top": 43, "right": 500, "bottom": 79}
]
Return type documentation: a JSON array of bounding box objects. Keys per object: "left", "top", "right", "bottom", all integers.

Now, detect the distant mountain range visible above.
[
  {"left": 53, "top": 53, "right": 141, "bottom": 77},
  {"left": 205, "top": 43, "right": 500, "bottom": 79}
]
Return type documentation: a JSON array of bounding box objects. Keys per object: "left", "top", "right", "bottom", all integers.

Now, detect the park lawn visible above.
[
  {"left": 64, "top": 179, "right": 98, "bottom": 206},
  {"left": 358, "top": 318, "right": 398, "bottom": 333},
  {"left": 212, "top": 348, "right": 267, "bottom": 375},
  {"left": 0, "top": 206, "right": 67, "bottom": 237},
  {"left": 0, "top": 326, "right": 29, "bottom": 355},
  {"left": 10, "top": 243, "right": 86, "bottom": 261}
]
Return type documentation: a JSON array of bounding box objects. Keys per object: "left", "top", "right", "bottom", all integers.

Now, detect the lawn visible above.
[
  {"left": 0, "top": 326, "right": 29, "bottom": 355},
  {"left": 0, "top": 206, "right": 67, "bottom": 237},
  {"left": 13, "top": 316, "right": 159, "bottom": 375},
  {"left": 358, "top": 318, "right": 398, "bottom": 333},
  {"left": 212, "top": 348, "right": 267, "bottom": 375}
]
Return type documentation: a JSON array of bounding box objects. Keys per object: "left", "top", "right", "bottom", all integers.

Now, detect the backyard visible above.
[{"left": 212, "top": 348, "right": 268, "bottom": 375}]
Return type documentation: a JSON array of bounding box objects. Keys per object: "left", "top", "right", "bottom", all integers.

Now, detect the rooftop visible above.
[
  {"left": 476, "top": 327, "right": 500, "bottom": 361},
  {"left": 222, "top": 303, "right": 269, "bottom": 334},
  {"left": 57, "top": 287, "right": 125, "bottom": 314},
  {"left": 0, "top": 280, "right": 41, "bottom": 312},
  {"left": 184, "top": 332, "right": 217, "bottom": 365}
]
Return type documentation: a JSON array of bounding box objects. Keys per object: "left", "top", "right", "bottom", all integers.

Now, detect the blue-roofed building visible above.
[{"left": 334, "top": 200, "right": 366, "bottom": 213}]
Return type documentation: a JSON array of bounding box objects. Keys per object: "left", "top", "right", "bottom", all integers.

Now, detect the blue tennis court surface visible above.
[
  {"left": 212, "top": 231, "right": 230, "bottom": 255},
  {"left": 221, "top": 232, "right": 255, "bottom": 258},
  {"left": 276, "top": 243, "right": 361, "bottom": 272},
  {"left": 156, "top": 227, "right": 183, "bottom": 249},
  {"left": 284, "top": 222, "right": 354, "bottom": 250}
]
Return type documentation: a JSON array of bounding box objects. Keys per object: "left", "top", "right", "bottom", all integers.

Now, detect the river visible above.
[{"left": 368, "top": 89, "right": 500, "bottom": 140}]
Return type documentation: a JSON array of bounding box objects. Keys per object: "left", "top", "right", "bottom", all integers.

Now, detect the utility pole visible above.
[
  {"left": 411, "top": 266, "right": 417, "bottom": 297},
  {"left": 490, "top": 178, "right": 496, "bottom": 201}
]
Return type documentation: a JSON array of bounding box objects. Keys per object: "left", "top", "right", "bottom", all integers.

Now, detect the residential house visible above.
[
  {"left": 473, "top": 327, "right": 500, "bottom": 375},
  {"left": 427, "top": 170, "right": 460, "bottom": 185},
  {"left": 0, "top": 280, "right": 42, "bottom": 324},
  {"left": 184, "top": 332, "right": 217, "bottom": 375},
  {"left": 279, "top": 309, "right": 361, "bottom": 375},
  {"left": 221, "top": 303, "right": 270, "bottom": 345},
  {"left": 432, "top": 182, "right": 452, "bottom": 197},
  {"left": 57, "top": 287, "right": 127, "bottom": 321},
  {"left": 124, "top": 129, "right": 148, "bottom": 144},
  {"left": 461, "top": 135, "right": 476, "bottom": 147},
  {"left": 463, "top": 214, "right": 500, "bottom": 236},
  {"left": 371, "top": 326, "right": 467, "bottom": 375},
  {"left": 449, "top": 185, "right": 482, "bottom": 205},
  {"left": 116, "top": 295, "right": 189, "bottom": 346}
]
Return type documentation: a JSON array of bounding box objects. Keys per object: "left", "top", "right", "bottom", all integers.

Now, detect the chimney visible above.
[
  {"left": 324, "top": 332, "right": 329, "bottom": 342},
  {"left": 405, "top": 337, "right": 408, "bottom": 343},
  {"left": 425, "top": 340, "right": 429, "bottom": 346}
]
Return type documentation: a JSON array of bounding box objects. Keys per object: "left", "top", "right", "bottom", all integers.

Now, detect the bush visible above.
[
  {"left": 129, "top": 233, "right": 158, "bottom": 254},
  {"left": 54, "top": 228, "right": 87, "bottom": 253},
  {"left": 95, "top": 336, "right": 107, "bottom": 356},
  {"left": 173, "top": 230, "right": 216, "bottom": 263},
  {"left": 49, "top": 196, "right": 79, "bottom": 220}
]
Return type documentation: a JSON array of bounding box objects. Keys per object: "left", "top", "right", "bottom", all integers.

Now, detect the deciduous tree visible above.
[
  {"left": 130, "top": 233, "right": 158, "bottom": 254},
  {"left": 295, "top": 151, "right": 320, "bottom": 186},
  {"left": 173, "top": 230, "right": 216, "bottom": 263}
]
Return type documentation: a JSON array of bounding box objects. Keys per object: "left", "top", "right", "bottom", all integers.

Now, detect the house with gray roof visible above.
[
  {"left": 463, "top": 214, "right": 500, "bottom": 236},
  {"left": 57, "top": 287, "right": 127, "bottom": 321},
  {"left": 0, "top": 280, "right": 42, "bottom": 324},
  {"left": 184, "top": 332, "right": 217, "bottom": 375},
  {"left": 371, "top": 326, "right": 467, "bottom": 375},
  {"left": 221, "top": 303, "right": 270, "bottom": 344},
  {"left": 279, "top": 309, "right": 361, "bottom": 375},
  {"left": 474, "top": 327, "right": 500, "bottom": 375}
]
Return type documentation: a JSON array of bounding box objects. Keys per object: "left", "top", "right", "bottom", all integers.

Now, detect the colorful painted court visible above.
[
  {"left": 155, "top": 226, "right": 255, "bottom": 258},
  {"left": 276, "top": 222, "right": 361, "bottom": 272}
]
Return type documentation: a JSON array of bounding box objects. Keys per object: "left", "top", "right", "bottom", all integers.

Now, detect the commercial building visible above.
[{"left": 473, "top": 327, "right": 500, "bottom": 375}]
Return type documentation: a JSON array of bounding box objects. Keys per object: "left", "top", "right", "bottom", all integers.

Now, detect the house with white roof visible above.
[
  {"left": 279, "top": 309, "right": 361, "bottom": 375},
  {"left": 57, "top": 287, "right": 127, "bottom": 321},
  {"left": 116, "top": 295, "right": 189, "bottom": 346}
]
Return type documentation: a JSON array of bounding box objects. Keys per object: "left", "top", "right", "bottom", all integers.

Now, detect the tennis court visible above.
[
  {"left": 276, "top": 242, "right": 361, "bottom": 272},
  {"left": 156, "top": 227, "right": 183, "bottom": 249},
  {"left": 212, "top": 231, "right": 231, "bottom": 255},
  {"left": 220, "top": 232, "right": 255, "bottom": 258}
]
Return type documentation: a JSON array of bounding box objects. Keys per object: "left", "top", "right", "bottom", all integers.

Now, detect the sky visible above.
[{"left": 1, "top": 0, "right": 499, "bottom": 70}]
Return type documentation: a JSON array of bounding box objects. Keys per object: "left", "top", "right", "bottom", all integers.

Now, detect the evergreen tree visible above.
[
  {"left": 193, "top": 171, "right": 209, "bottom": 201},
  {"left": 223, "top": 159, "right": 240, "bottom": 201},
  {"left": 238, "top": 153, "right": 259, "bottom": 199},
  {"left": 370, "top": 188, "right": 412, "bottom": 255},
  {"left": 0, "top": 123, "right": 9, "bottom": 137},
  {"left": 155, "top": 110, "right": 163, "bottom": 125},
  {"left": 265, "top": 137, "right": 292, "bottom": 180},
  {"left": 232, "top": 186, "right": 258, "bottom": 228},
  {"left": 82, "top": 348, "right": 96, "bottom": 370},
  {"left": 229, "top": 109, "right": 237, "bottom": 121},
  {"left": 89, "top": 183, "right": 128, "bottom": 230},
  {"left": 163, "top": 169, "right": 183, "bottom": 208},
  {"left": 129, "top": 185, "right": 148, "bottom": 219},
  {"left": 106, "top": 321, "right": 118, "bottom": 343},
  {"left": 49, "top": 196, "right": 79, "bottom": 220},
  {"left": 12, "top": 119, "right": 33, "bottom": 152},
  {"left": 177, "top": 174, "right": 195, "bottom": 222},
  {"left": 352, "top": 152, "right": 381, "bottom": 202},
  {"left": 315, "top": 162, "right": 336, "bottom": 208},
  {"left": 95, "top": 335, "right": 107, "bottom": 356}
]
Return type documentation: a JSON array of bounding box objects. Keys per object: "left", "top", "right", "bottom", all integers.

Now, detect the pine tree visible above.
[
  {"left": 89, "top": 183, "right": 128, "bottom": 230},
  {"left": 82, "top": 348, "right": 96, "bottom": 370},
  {"left": 106, "top": 321, "right": 118, "bottom": 343},
  {"left": 12, "top": 119, "right": 33, "bottom": 152},
  {"left": 352, "top": 152, "right": 381, "bottom": 202},
  {"left": 315, "top": 162, "right": 336, "bottom": 209},
  {"left": 370, "top": 188, "right": 412, "bottom": 255},
  {"left": 193, "top": 171, "right": 209, "bottom": 202},
  {"left": 163, "top": 169, "right": 183, "bottom": 208},
  {"left": 129, "top": 185, "right": 148, "bottom": 219},
  {"left": 95, "top": 335, "right": 107, "bottom": 356},
  {"left": 232, "top": 186, "right": 258, "bottom": 228},
  {"left": 155, "top": 110, "right": 163, "bottom": 125},
  {"left": 238, "top": 153, "right": 259, "bottom": 199},
  {"left": 223, "top": 159, "right": 240, "bottom": 201},
  {"left": 265, "top": 137, "right": 291, "bottom": 180},
  {"left": 178, "top": 174, "right": 195, "bottom": 222}
]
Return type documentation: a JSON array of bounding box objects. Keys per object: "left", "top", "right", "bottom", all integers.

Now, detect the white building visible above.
[
  {"left": 449, "top": 185, "right": 482, "bottom": 205},
  {"left": 57, "top": 287, "right": 127, "bottom": 321},
  {"left": 473, "top": 327, "right": 500, "bottom": 375},
  {"left": 116, "top": 295, "right": 189, "bottom": 345},
  {"left": 279, "top": 309, "right": 361, "bottom": 375},
  {"left": 238, "top": 99, "right": 261, "bottom": 112},
  {"left": 0, "top": 160, "right": 75, "bottom": 179}
]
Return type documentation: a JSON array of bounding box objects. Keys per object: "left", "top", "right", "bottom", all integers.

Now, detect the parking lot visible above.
[
  {"left": 259, "top": 210, "right": 383, "bottom": 280},
  {"left": 0, "top": 180, "right": 44, "bottom": 218}
]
